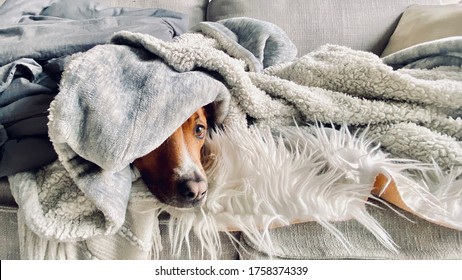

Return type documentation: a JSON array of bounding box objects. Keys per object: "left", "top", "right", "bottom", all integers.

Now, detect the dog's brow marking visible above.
[{"left": 174, "top": 135, "right": 201, "bottom": 179}]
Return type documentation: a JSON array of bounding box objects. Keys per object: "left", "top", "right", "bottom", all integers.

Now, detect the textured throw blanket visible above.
[
  {"left": 0, "top": 0, "right": 188, "bottom": 176},
  {"left": 9, "top": 17, "right": 462, "bottom": 259}
]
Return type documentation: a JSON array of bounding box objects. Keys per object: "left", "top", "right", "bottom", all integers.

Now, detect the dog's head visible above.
[{"left": 133, "top": 105, "right": 215, "bottom": 208}]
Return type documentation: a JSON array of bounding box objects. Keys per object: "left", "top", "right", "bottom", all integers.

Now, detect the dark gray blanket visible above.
[{"left": 0, "top": 0, "right": 188, "bottom": 176}]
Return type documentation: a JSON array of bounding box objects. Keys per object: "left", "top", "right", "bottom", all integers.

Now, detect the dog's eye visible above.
[{"left": 194, "top": 125, "right": 206, "bottom": 139}]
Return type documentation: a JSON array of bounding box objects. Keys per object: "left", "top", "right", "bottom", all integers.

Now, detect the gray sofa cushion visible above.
[
  {"left": 207, "top": 0, "right": 443, "bottom": 56},
  {"left": 0, "top": 178, "right": 15, "bottom": 207},
  {"left": 157, "top": 224, "right": 240, "bottom": 260},
  {"left": 99, "top": 0, "right": 209, "bottom": 27},
  {"left": 0, "top": 207, "right": 19, "bottom": 260},
  {"left": 239, "top": 201, "right": 462, "bottom": 260}
]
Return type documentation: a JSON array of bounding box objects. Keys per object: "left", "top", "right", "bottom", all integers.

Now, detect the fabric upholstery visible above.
[
  {"left": 239, "top": 201, "right": 462, "bottom": 260},
  {"left": 157, "top": 223, "right": 241, "bottom": 260},
  {"left": 0, "top": 207, "right": 19, "bottom": 260},
  {"left": 381, "top": 4, "right": 462, "bottom": 57},
  {"left": 98, "top": 0, "right": 209, "bottom": 27},
  {"left": 207, "top": 0, "right": 443, "bottom": 56},
  {"left": 0, "top": 178, "right": 16, "bottom": 207}
]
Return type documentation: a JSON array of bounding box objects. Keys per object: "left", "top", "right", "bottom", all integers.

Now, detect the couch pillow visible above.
[
  {"left": 381, "top": 4, "right": 462, "bottom": 57},
  {"left": 207, "top": 0, "right": 442, "bottom": 56},
  {"left": 99, "top": 0, "right": 208, "bottom": 27}
]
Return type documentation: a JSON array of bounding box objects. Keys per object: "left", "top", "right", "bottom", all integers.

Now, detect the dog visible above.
[{"left": 133, "top": 105, "right": 214, "bottom": 208}]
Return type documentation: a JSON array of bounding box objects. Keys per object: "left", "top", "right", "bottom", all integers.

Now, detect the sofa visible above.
[{"left": 1, "top": 0, "right": 462, "bottom": 260}]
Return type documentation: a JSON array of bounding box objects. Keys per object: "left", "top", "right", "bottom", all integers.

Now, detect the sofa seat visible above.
[
  {"left": 0, "top": 209, "right": 19, "bottom": 259},
  {"left": 240, "top": 201, "right": 462, "bottom": 260},
  {"left": 0, "top": 178, "right": 19, "bottom": 260}
]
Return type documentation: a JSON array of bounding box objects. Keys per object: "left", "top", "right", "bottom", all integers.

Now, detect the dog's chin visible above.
[
  {"left": 175, "top": 195, "right": 207, "bottom": 209},
  {"left": 150, "top": 187, "right": 207, "bottom": 209},
  {"left": 161, "top": 197, "right": 207, "bottom": 209}
]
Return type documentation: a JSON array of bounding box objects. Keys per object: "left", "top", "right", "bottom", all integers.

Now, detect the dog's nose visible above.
[{"left": 178, "top": 179, "right": 207, "bottom": 204}]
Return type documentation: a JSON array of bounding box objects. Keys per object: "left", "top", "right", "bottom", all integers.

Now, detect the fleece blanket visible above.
[
  {"left": 0, "top": 0, "right": 189, "bottom": 176},
  {"left": 9, "top": 18, "right": 462, "bottom": 259}
]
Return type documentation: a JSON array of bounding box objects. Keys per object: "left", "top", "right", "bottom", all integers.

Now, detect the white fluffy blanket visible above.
[{"left": 10, "top": 18, "right": 462, "bottom": 259}]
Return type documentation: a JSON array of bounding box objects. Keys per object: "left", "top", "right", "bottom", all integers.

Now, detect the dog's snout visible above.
[
  {"left": 179, "top": 180, "right": 207, "bottom": 201},
  {"left": 178, "top": 174, "right": 207, "bottom": 206}
]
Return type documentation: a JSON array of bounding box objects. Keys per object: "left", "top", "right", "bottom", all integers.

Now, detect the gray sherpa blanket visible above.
[{"left": 10, "top": 18, "right": 462, "bottom": 259}]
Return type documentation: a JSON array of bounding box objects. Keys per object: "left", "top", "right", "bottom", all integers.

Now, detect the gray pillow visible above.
[
  {"left": 381, "top": 4, "right": 462, "bottom": 57},
  {"left": 207, "top": 0, "right": 443, "bottom": 56}
]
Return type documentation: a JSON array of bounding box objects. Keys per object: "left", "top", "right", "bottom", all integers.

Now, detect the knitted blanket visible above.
[{"left": 10, "top": 18, "right": 462, "bottom": 259}]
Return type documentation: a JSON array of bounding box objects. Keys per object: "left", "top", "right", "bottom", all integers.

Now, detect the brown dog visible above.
[{"left": 133, "top": 106, "right": 212, "bottom": 208}]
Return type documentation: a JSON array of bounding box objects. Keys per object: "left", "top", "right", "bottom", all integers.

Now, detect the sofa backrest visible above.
[
  {"left": 1, "top": 0, "right": 446, "bottom": 55},
  {"left": 207, "top": 0, "right": 443, "bottom": 56}
]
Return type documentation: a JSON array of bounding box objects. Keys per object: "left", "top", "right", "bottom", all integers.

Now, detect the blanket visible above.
[
  {"left": 0, "top": 0, "right": 188, "bottom": 176},
  {"left": 7, "top": 13, "right": 462, "bottom": 258}
]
